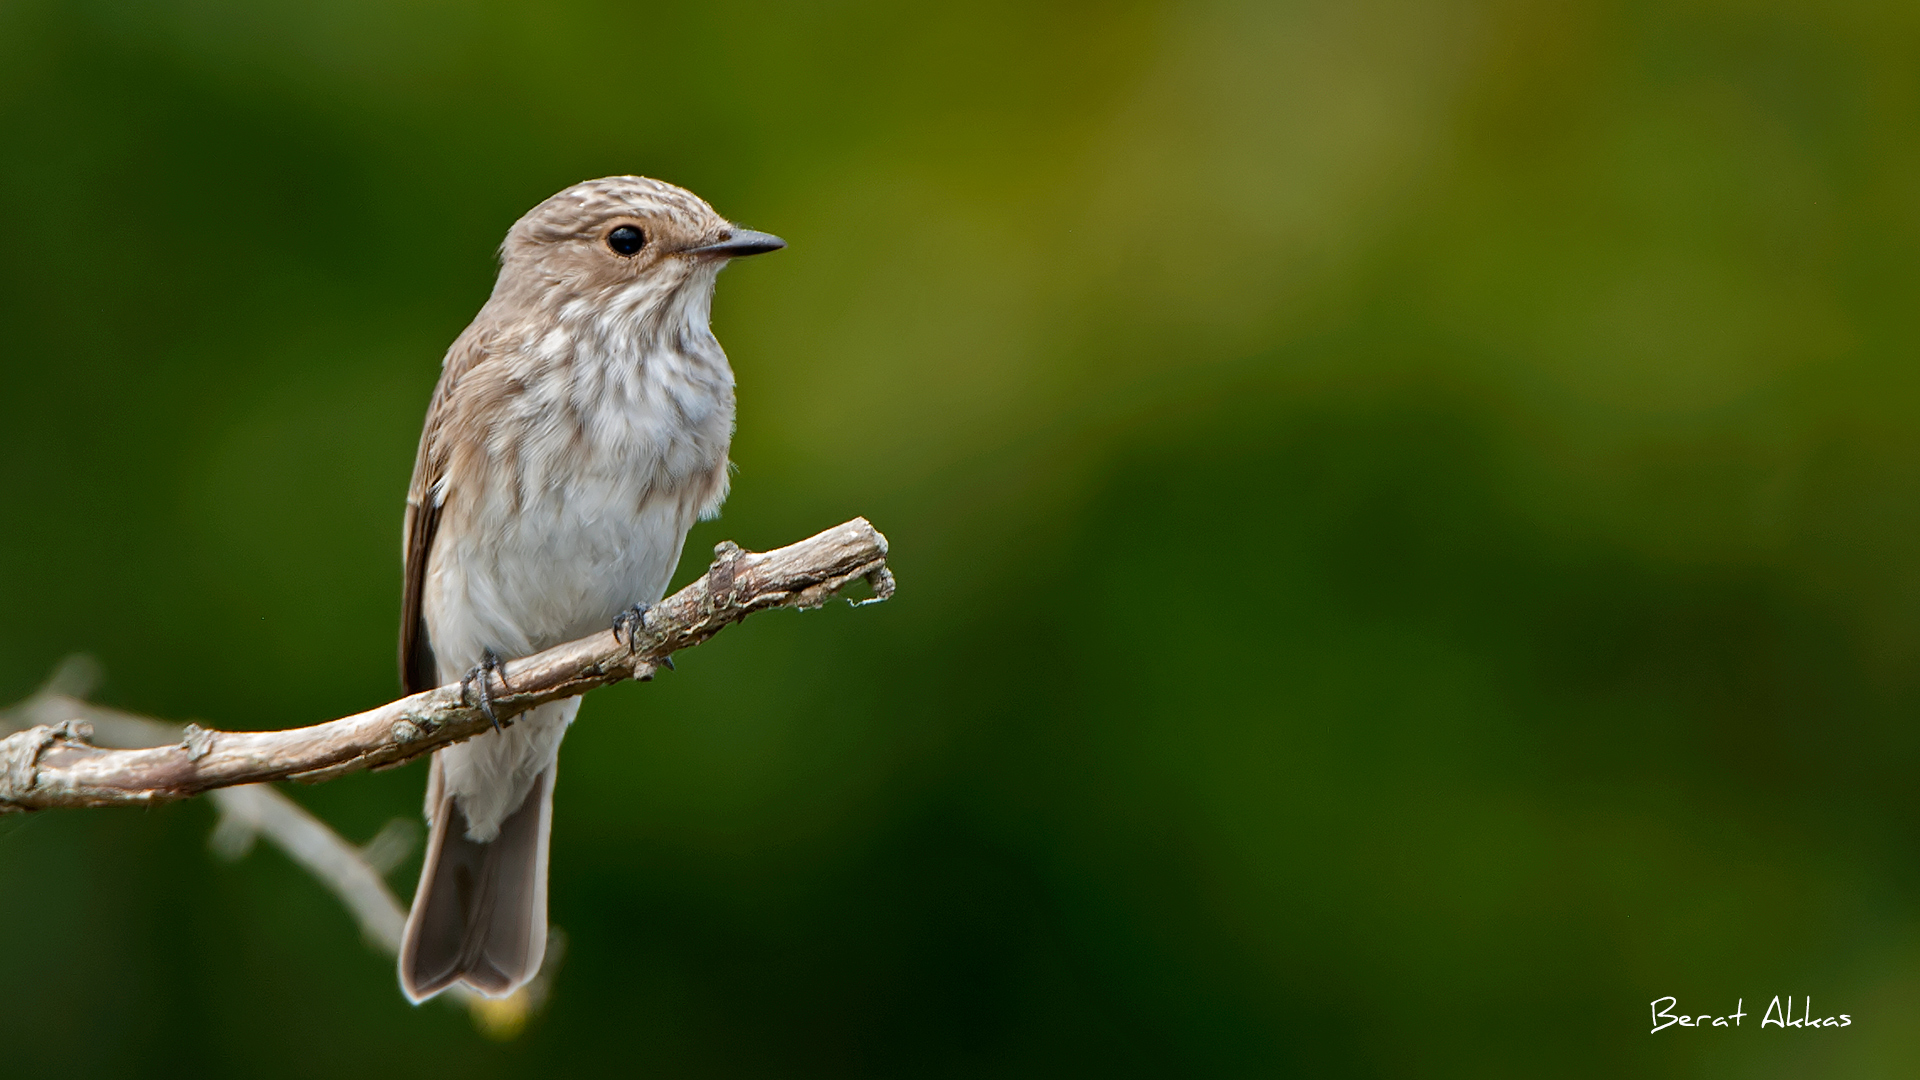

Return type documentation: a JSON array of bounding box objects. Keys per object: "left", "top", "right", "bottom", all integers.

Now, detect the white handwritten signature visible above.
[{"left": 1651, "top": 996, "right": 1851, "bottom": 1032}]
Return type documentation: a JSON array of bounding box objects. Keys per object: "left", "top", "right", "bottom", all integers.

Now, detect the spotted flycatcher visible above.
[{"left": 395, "top": 176, "right": 783, "bottom": 1002}]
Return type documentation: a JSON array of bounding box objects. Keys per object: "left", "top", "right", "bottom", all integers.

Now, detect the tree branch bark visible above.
[
  {"left": 0, "top": 654, "right": 565, "bottom": 1036},
  {"left": 0, "top": 517, "right": 893, "bottom": 812}
]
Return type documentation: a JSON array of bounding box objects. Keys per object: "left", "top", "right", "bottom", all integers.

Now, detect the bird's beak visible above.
[{"left": 686, "top": 228, "right": 786, "bottom": 258}]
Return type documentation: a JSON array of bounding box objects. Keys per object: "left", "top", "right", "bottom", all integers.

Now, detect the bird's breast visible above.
[{"left": 424, "top": 339, "right": 734, "bottom": 675}]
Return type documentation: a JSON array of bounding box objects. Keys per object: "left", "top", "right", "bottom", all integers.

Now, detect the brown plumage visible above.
[{"left": 396, "top": 176, "right": 783, "bottom": 1003}]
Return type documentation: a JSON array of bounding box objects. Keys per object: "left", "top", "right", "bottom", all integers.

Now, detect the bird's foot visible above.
[
  {"left": 613, "top": 603, "right": 675, "bottom": 671},
  {"left": 612, "top": 603, "right": 651, "bottom": 653},
  {"left": 460, "top": 650, "right": 510, "bottom": 732}
]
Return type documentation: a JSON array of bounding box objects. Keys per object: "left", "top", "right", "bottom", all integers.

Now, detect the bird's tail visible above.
[{"left": 398, "top": 757, "right": 554, "bottom": 1003}]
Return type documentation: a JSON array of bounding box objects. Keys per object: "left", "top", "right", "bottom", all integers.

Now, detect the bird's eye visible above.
[{"left": 607, "top": 225, "right": 646, "bottom": 256}]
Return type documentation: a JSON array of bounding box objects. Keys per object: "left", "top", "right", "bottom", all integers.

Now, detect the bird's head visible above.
[{"left": 490, "top": 175, "right": 783, "bottom": 337}]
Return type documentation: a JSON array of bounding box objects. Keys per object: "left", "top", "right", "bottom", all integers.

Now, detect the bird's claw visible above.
[
  {"left": 612, "top": 603, "right": 651, "bottom": 654},
  {"left": 460, "top": 650, "right": 509, "bottom": 732},
  {"left": 613, "top": 603, "right": 677, "bottom": 672}
]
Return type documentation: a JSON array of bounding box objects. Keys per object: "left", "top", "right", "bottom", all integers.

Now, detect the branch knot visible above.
[
  {"left": 0, "top": 720, "right": 94, "bottom": 802},
  {"left": 706, "top": 540, "right": 745, "bottom": 613},
  {"left": 180, "top": 723, "right": 218, "bottom": 762}
]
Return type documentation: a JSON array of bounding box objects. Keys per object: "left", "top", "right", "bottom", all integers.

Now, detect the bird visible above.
[{"left": 394, "top": 176, "right": 783, "bottom": 1003}]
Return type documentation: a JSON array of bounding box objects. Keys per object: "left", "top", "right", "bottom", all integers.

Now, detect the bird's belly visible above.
[{"left": 423, "top": 468, "right": 699, "bottom": 681}]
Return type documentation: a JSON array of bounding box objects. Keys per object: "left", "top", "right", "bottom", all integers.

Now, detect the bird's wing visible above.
[{"left": 400, "top": 328, "right": 493, "bottom": 694}]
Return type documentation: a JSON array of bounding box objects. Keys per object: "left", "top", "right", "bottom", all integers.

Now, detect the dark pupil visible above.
[{"left": 607, "top": 225, "right": 646, "bottom": 256}]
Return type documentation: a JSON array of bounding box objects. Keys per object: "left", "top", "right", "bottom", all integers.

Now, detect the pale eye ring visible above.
[{"left": 607, "top": 225, "right": 646, "bottom": 256}]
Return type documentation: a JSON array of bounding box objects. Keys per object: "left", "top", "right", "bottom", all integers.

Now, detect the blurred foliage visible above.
[{"left": 3, "top": 0, "right": 1920, "bottom": 1074}]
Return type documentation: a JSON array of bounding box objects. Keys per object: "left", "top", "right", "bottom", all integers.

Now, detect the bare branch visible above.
[
  {"left": 0, "top": 517, "right": 893, "bottom": 812},
  {"left": 1, "top": 671, "right": 416, "bottom": 953},
  {"left": 210, "top": 784, "right": 410, "bottom": 949},
  {"left": 0, "top": 516, "right": 891, "bottom": 1036},
  {"left": 0, "top": 662, "right": 564, "bottom": 1033}
]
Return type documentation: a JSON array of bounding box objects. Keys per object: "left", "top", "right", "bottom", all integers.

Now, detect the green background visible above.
[{"left": 3, "top": 0, "right": 1918, "bottom": 1074}]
